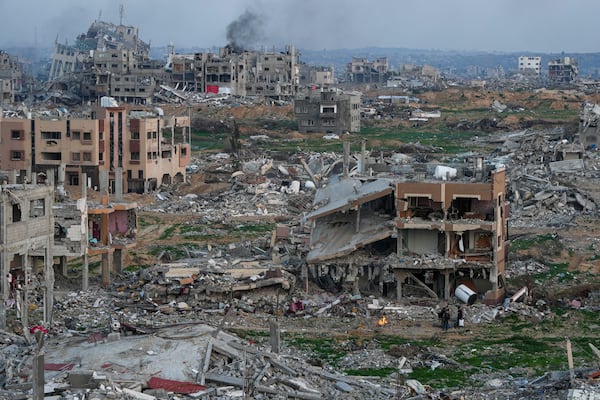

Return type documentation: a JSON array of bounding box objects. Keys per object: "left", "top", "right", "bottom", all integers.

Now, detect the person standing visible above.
[
  {"left": 456, "top": 306, "right": 464, "bottom": 328},
  {"left": 442, "top": 307, "right": 451, "bottom": 331}
]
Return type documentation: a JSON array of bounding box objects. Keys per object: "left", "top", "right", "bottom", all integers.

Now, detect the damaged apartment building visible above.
[
  {"left": 168, "top": 45, "right": 300, "bottom": 99},
  {"left": 346, "top": 57, "right": 389, "bottom": 84},
  {"left": 294, "top": 88, "right": 361, "bottom": 135},
  {"left": 0, "top": 178, "right": 55, "bottom": 331},
  {"left": 305, "top": 157, "right": 508, "bottom": 305},
  {"left": 0, "top": 99, "right": 191, "bottom": 194},
  {"left": 0, "top": 168, "right": 138, "bottom": 331},
  {"left": 48, "top": 20, "right": 166, "bottom": 104},
  {"left": 0, "top": 50, "right": 25, "bottom": 104}
]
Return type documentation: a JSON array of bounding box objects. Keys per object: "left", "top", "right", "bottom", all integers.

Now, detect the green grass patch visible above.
[
  {"left": 409, "top": 367, "right": 474, "bottom": 388},
  {"left": 147, "top": 244, "right": 196, "bottom": 259},
  {"left": 159, "top": 225, "right": 178, "bottom": 240},
  {"left": 345, "top": 367, "right": 397, "bottom": 377},
  {"left": 192, "top": 130, "right": 227, "bottom": 152},
  {"left": 510, "top": 233, "right": 559, "bottom": 251},
  {"left": 287, "top": 336, "right": 347, "bottom": 365}
]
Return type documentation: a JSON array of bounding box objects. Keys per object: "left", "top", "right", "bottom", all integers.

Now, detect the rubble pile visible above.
[{"left": 476, "top": 127, "right": 600, "bottom": 229}]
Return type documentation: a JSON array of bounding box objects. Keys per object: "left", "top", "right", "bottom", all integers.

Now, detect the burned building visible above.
[
  {"left": 294, "top": 88, "right": 361, "bottom": 135},
  {"left": 305, "top": 158, "right": 508, "bottom": 305}
]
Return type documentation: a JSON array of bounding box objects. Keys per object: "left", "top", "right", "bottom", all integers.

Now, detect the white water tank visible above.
[{"left": 455, "top": 284, "right": 477, "bottom": 305}]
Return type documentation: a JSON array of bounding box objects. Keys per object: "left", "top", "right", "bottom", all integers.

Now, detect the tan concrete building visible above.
[
  {"left": 0, "top": 104, "right": 191, "bottom": 194},
  {"left": 0, "top": 118, "right": 32, "bottom": 181}
]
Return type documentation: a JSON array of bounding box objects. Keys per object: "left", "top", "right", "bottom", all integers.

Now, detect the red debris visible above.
[
  {"left": 30, "top": 325, "right": 49, "bottom": 334},
  {"left": 147, "top": 376, "right": 206, "bottom": 394},
  {"left": 44, "top": 363, "right": 75, "bottom": 371}
]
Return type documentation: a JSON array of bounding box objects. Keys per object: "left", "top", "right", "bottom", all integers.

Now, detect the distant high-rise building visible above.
[{"left": 518, "top": 56, "right": 541, "bottom": 75}]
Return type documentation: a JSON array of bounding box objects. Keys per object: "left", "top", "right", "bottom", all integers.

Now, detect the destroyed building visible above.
[
  {"left": 0, "top": 100, "right": 191, "bottom": 194},
  {"left": 294, "top": 88, "right": 361, "bottom": 134},
  {"left": 48, "top": 20, "right": 164, "bottom": 104},
  {"left": 0, "top": 181, "right": 55, "bottom": 330},
  {"left": 170, "top": 45, "right": 300, "bottom": 99},
  {"left": 346, "top": 57, "right": 389, "bottom": 84},
  {"left": 548, "top": 56, "right": 578, "bottom": 84},
  {"left": 579, "top": 101, "right": 600, "bottom": 149},
  {"left": 298, "top": 64, "right": 335, "bottom": 87},
  {"left": 0, "top": 50, "right": 24, "bottom": 104},
  {"left": 305, "top": 158, "right": 508, "bottom": 305}
]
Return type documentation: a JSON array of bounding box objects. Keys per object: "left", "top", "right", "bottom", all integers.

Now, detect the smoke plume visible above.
[{"left": 226, "top": 9, "right": 264, "bottom": 51}]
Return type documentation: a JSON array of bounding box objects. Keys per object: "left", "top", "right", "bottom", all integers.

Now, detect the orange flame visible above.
[{"left": 377, "top": 316, "right": 388, "bottom": 326}]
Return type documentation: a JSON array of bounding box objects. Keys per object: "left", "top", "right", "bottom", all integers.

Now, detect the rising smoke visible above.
[{"left": 226, "top": 9, "right": 264, "bottom": 52}]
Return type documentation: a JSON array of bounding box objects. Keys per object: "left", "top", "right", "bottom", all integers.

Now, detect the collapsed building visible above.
[
  {"left": 305, "top": 157, "right": 508, "bottom": 305},
  {"left": 48, "top": 20, "right": 166, "bottom": 104},
  {"left": 0, "top": 168, "right": 137, "bottom": 331}
]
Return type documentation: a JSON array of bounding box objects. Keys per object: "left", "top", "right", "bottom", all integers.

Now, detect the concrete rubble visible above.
[{"left": 3, "top": 115, "right": 600, "bottom": 397}]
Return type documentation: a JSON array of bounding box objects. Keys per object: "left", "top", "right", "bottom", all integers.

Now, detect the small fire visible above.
[{"left": 377, "top": 316, "right": 388, "bottom": 327}]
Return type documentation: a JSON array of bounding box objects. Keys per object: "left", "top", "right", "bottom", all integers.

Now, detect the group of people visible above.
[{"left": 438, "top": 304, "right": 464, "bottom": 331}]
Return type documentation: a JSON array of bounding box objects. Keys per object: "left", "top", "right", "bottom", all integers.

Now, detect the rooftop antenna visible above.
[{"left": 119, "top": 4, "right": 124, "bottom": 25}]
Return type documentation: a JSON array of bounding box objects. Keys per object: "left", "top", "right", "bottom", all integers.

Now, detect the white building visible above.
[{"left": 518, "top": 56, "right": 542, "bottom": 75}]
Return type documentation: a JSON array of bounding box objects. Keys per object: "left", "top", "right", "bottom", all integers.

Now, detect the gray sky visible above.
[{"left": 1, "top": 0, "right": 598, "bottom": 53}]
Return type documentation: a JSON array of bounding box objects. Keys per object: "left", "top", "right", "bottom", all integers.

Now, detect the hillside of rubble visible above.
[{"left": 8, "top": 87, "right": 598, "bottom": 399}]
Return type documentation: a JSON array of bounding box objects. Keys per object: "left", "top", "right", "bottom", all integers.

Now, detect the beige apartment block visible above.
[
  {"left": 0, "top": 104, "right": 190, "bottom": 195},
  {"left": 34, "top": 118, "right": 100, "bottom": 188},
  {"left": 0, "top": 118, "right": 31, "bottom": 180}
]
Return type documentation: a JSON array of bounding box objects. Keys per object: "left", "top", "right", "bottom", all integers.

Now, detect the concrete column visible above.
[
  {"left": 99, "top": 170, "right": 109, "bottom": 195},
  {"left": 115, "top": 167, "right": 123, "bottom": 201},
  {"left": 113, "top": 249, "right": 124, "bottom": 274},
  {"left": 343, "top": 141, "right": 350, "bottom": 178},
  {"left": 57, "top": 163, "right": 66, "bottom": 186},
  {"left": 101, "top": 253, "right": 111, "bottom": 288},
  {"left": 22, "top": 255, "right": 30, "bottom": 330},
  {"left": 44, "top": 248, "right": 55, "bottom": 325},
  {"left": 32, "top": 335, "right": 44, "bottom": 400},
  {"left": 444, "top": 271, "right": 451, "bottom": 300},
  {"left": 82, "top": 253, "right": 89, "bottom": 291},
  {"left": 269, "top": 319, "right": 280, "bottom": 354},
  {"left": 360, "top": 139, "right": 366, "bottom": 175},
  {"left": 60, "top": 256, "right": 68, "bottom": 277}
]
